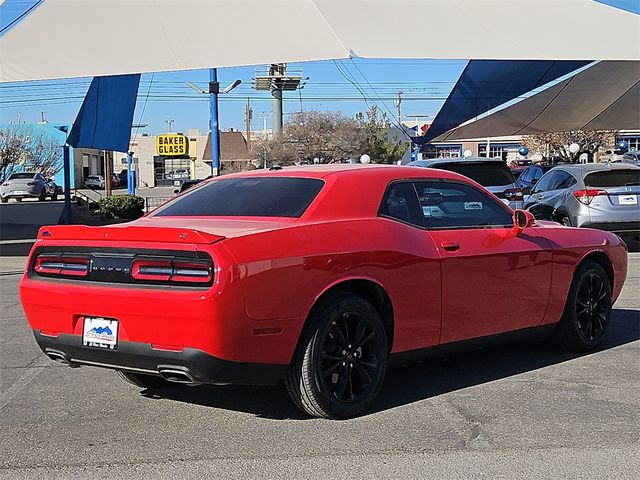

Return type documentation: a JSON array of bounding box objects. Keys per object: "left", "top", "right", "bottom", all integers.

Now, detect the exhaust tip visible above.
[
  {"left": 158, "top": 367, "right": 200, "bottom": 385},
  {"left": 45, "top": 349, "right": 70, "bottom": 365}
]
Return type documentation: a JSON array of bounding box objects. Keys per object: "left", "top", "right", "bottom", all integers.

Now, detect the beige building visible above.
[{"left": 110, "top": 129, "right": 251, "bottom": 188}]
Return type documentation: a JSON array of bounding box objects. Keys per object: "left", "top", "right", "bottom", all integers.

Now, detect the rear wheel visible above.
[
  {"left": 558, "top": 215, "right": 572, "bottom": 227},
  {"left": 0, "top": 197, "right": 7, "bottom": 203},
  {"left": 38, "top": 189, "right": 46, "bottom": 201},
  {"left": 557, "top": 261, "right": 612, "bottom": 352},
  {"left": 117, "top": 371, "right": 171, "bottom": 389},
  {"left": 51, "top": 193, "right": 58, "bottom": 201},
  {"left": 284, "top": 293, "right": 388, "bottom": 419}
]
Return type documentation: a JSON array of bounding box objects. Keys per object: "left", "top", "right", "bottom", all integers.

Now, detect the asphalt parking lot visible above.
[{"left": 0, "top": 254, "right": 638, "bottom": 479}]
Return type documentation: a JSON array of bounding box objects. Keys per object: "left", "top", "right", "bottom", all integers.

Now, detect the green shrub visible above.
[{"left": 97, "top": 194, "right": 145, "bottom": 219}]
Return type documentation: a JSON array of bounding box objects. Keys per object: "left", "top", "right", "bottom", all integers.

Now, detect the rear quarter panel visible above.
[{"left": 222, "top": 218, "right": 442, "bottom": 354}]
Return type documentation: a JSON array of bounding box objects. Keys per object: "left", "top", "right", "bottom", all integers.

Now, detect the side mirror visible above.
[{"left": 512, "top": 209, "right": 535, "bottom": 236}]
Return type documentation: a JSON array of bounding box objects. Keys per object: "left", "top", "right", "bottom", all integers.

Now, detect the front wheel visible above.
[
  {"left": 557, "top": 261, "right": 612, "bottom": 352},
  {"left": 117, "top": 371, "right": 171, "bottom": 389},
  {"left": 38, "top": 189, "right": 46, "bottom": 201},
  {"left": 0, "top": 197, "right": 7, "bottom": 203},
  {"left": 284, "top": 293, "right": 388, "bottom": 419}
]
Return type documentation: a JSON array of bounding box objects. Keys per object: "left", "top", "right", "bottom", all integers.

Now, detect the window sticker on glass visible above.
[{"left": 464, "top": 201, "right": 483, "bottom": 211}]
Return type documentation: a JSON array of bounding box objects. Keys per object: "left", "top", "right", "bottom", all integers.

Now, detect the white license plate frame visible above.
[
  {"left": 619, "top": 194, "right": 637, "bottom": 205},
  {"left": 83, "top": 317, "right": 118, "bottom": 350}
]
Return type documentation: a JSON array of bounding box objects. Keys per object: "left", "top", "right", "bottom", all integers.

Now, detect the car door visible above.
[
  {"left": 525, "top": 170, "right": 559, "bottom": 220},
  {"left": 414, "top": 180, "right": 553, "bottom": 343}
]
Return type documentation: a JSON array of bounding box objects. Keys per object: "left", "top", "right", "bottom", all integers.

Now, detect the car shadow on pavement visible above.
[{"left": 139, "top": 308, "right": 639, "bottom": 420}]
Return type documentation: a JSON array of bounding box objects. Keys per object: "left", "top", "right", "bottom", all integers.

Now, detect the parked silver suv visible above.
[{"left": 524, "top": 163, "right": 640, "bottom": 238}]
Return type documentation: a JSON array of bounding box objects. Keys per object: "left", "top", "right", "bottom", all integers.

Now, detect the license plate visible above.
[
  {"left": 83, "top": 317, "right": 118, "bottom": 349},
  {"left": 619, "top": 194, "right": 637, "bottom": 205}
]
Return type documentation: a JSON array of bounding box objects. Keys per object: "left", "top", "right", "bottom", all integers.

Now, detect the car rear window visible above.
[
  {"left": 585, "top": 170, "right": 640, "bottom": 188},
  {"left": 8, "top": 173, "right": 35, "bottom": 179},
  {"left": 432, "top": 163, "right": 515, "bottom": 187},
  {"left": 154, "top": 177, "right": 325, "bottom": 217}
]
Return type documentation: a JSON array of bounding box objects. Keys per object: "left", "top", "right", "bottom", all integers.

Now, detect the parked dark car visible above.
[{"left": 408, "top": 157, "right": 523, "bottom": 209}]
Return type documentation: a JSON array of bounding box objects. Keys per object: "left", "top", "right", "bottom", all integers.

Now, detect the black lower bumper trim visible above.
[
  {"left": 34, "top": 331, "right": 286, "bottom": 386},
  {"left": 581, "top": 221, "right": 640, "bottom": 234}
]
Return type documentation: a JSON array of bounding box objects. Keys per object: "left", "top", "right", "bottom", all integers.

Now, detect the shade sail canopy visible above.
[
  {"left": 67, "top": 75, "right": 141, "bottom": 152},
  {"left": 422, "top": 60, "right": 591, "bottom": 142},
  {"left": 432, "top": 61, "right": 640, "bottom": 141},
  {"left": 1, "top": 0, "right": 639, "bottom": 83}
]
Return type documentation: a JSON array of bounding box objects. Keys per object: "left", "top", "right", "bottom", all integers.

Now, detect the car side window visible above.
[
  {"left": 519, "top": 167, "right": 533, "bottom": 184},
  {"left": 379, "top": 182, "right": 424, "bottom": 227},
  {"left": 532, "top": 171, "right": 556, "bottom": 192},
  {"left": 554, "top": 170, "right": 577, "bottom": 190},
  {"left": 532, "top": 167, "right": 544, "bottom": 182},
  {"left": 414, "top": 180, "right": 513, "bottom": 230}
]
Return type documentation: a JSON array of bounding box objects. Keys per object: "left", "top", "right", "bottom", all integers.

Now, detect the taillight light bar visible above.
[
  {"left": 131, "top": 259, "right": 212, "bottom": 284},
  {"left": 34, "top": 255, "right": 89, "bottom": 277},
  {"left": 573, "top": 189, "right": 607, "bottom": 205},
  {"left": 503, "top": 188, "right": 524, "bottom": 202}
]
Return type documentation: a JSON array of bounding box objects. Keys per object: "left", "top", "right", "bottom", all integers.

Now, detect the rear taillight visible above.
[
  {"left": 573, "top": 189, "right": 607, "bottom": 205},
  {"left": 131, "top": 259, "right": 212, "bottom": 284},
  {"left": 34, "top": 255, "right": 89, "bottom": 277},
  {"left": 504, "top": 188, "right": 524, "bottom": 201}
]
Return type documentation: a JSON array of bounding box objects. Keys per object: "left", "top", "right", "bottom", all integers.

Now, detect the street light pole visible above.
[{"left": 209, "top": 68, "right": 220, "bottom": 176}]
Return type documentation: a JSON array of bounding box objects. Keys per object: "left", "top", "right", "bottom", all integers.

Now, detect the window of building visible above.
[{"left": 478, "top": 143, "right": 522, "bottom": 162}]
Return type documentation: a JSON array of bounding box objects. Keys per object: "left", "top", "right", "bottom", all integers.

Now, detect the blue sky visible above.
[{"left": 1, "top": 0, "right": 637, "bottom": 136}]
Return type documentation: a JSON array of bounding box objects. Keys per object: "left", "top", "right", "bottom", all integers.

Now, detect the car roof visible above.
[
  {"left": 554, "top": 162, "right": 640, "bottom": 173},
  {"left": 408, "top": 157, "right": 507, "bottom": 167}
]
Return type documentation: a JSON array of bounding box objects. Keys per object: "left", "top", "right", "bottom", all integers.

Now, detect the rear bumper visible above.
[
  {"left": 580, "top": 221, "right": 640, "bottom": 234},
  {"left": 34, "top": 330, "right": 286, "bottom": 385}
]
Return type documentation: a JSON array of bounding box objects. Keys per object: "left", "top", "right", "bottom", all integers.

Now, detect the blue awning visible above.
[
  {"left": 422, "top": 60, "right": 590, "bottom": 142},
  {"left": 68, "top": 74, "right": 140, "bottom": 152}
]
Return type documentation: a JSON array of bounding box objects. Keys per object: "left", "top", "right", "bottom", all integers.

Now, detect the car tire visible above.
[
  {"left": 38, "top": 189, "right": 46, "bottom": 201},
  {"left": 284, "top": 293, "right": 388, "bottom": 419},
  {"left": 0, "top": 197, "right": 7, "bottom": 203},
  {"left": 117, "top": 370, "right": 171, "bottom": 389},
  {"left": 557, "top": 261, "right": 612, "bottom": 352},
  {"left": 16, "top": 197, "right": 22, "bottom": 202},
  {"left": 558, "top": 215, "right": 572, "bottom": 227},
  {"left": 51, "top": 194, "right": 57, "bottom": 201}
]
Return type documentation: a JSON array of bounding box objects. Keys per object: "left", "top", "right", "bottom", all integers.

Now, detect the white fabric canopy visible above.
[{"left": 1, "top": 0, "right": 639, "bottom": 83}]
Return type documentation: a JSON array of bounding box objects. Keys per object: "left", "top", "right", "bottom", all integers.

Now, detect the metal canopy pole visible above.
[{"left": 62, "top": 144, "right": 71, "bottom": 224}]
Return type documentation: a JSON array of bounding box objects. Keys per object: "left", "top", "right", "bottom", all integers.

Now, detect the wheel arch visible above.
[
  {"left": 306, "top": 277, "right": 395, "bottom": 352},
  {"left": 576, "top": 249, "right": 614, "bottom": 289}
]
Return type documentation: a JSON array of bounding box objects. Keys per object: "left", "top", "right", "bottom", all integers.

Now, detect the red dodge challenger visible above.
[{"left": 20, "top": 165, "right": 628, "bottom": 419}]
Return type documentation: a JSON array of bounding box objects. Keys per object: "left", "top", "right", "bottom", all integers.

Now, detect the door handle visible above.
[{"left": 440, "top": 241, "right": 460, "bottom": 252}]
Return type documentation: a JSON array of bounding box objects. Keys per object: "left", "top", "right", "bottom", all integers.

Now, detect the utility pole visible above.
[
  {"left": 245, "top": 98, "right": 252, "bottom": 153},
  {"left": 209, "top": 68, "right": 220, "bottom": 175},
  {"left": 395, "top": 90, "right": 402, "bottom": 124},
  {"left": 104, "top": 149, "right": 112, "bottom": 196}
]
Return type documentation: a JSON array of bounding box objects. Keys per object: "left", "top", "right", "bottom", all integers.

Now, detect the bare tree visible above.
[
  {"left": 0, "top": 126, "right": 63, "bottom": 181},
  {"left": 522, "top": 130, "right": 618, "bottom": 163},
  {"left": 253, "top": 111, "right": 367, "bottom": 167}
]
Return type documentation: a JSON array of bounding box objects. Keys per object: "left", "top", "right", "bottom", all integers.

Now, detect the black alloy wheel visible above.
[
  {"left": 559, "top": 216, "right": 572, "bottom": 227},
  {"left": 575, "top": 272, "right": 610, "bottom": 342},
  {"left": 285, "top": 293, "right": 388, "bottom": 419},
  {"left": 558, "top": 261, "right": 612, "bottom": 352}
]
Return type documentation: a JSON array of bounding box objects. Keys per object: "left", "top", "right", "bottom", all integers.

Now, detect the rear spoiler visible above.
[{"left": 36, "top": 225, "right": 225, "bottom": 245}]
